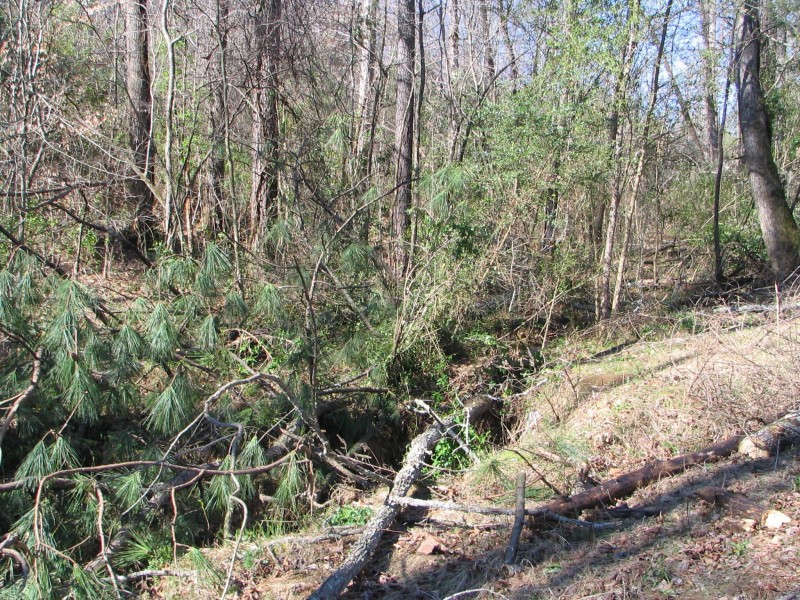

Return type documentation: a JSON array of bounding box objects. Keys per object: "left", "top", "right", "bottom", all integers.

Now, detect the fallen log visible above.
[
  {"left": 545, "top": 434, "right": 743, "bottom": 516},
  {"left": 309, "top": 410, "right": 800, "bottom": 598},
  {"left": 307, "top": 395, "right": 495, "bottom": 600},
  {"left": 738, "top": 410, "right": 800, "bottom": 458}
]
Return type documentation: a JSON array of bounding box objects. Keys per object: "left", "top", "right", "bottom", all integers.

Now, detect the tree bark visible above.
[
  {"left": 700, "top": 0, "right": 720, "bottom": 164},
  {"left": 598, "top": 0, "right": 639, "bottom": 319},
  {"left": 479, "top": 0, "right": 495, "bottom": 97},
  {"left": 391, "top": 0, "right": 416, "bottom": 280},
  {"left": 447, "top": 0, "right": 460, "bottom": 159},
  {"left": 353, "top": 0, "right": 380, "bottom": 179},
  {"left": 207, "top": 0, "right": 229, "bottom": 235},
  {"left": 498, "top": 0, "right": 518, "bottom": 90},
  {"left": 123, "top": 0, "right": 156, "bottom": 244},
  {"left": 250, "top": 0, "right": 281, "bottom": 246},
  {"left": 308, "top": 395, "right": 494, "bottom": 600},
  {"left": 736, "top": 0, "right": 800, "bottom": 281},
  {"left": 504, "top": 472, "right": 526, "bottom": 564}
]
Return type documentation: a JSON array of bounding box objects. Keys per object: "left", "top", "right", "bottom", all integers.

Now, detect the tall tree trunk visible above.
[
  {"left": 700, "top": 0, "right": 720, "bottom": 164},
  {"left": 160, "top": 0, "right": 178, "bottom": 249},
  {"left": 736, "top": 0, "right": 800, "bottom": 281},
  {"left": 391, "top": 0, "right": 415, "bottom": 280},
  {"left": 662, "top": 57, "right": 705, "bottom": 159},
  {"left": 207, "top": 0, "right": 229, "bottom": 235},
  {"left": 250, "top": 0, "right": 281, "bottom": 246},
  {"left": 598, "top": 0, "right": 639, "bottom": 319},
  {"left": 479, "top": 0, "right": 495, "bottom": 97},
  {"left": 611, "top": 0, "right": 672, "bottom": 313},
  {"left": 124, "top": 0, "right": 156, "bottom": 245},
  {"left": 446, "top": 0, "right": 461, "bottom": 160},
  {"left": 353, "top": 0, "right": 380, "bottom": 179},
  {"left": 498, "top": 0, "right": 518, "bottom": 90}
]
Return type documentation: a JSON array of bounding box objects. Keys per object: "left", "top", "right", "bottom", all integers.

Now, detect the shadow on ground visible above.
[{"left": 341, "top": 446, "right": 800, "bottom": 600}]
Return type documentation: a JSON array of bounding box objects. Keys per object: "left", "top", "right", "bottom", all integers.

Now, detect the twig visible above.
[
  {"left": 441, "top": 589, "right": 509, "bottom": 600},
  {"left": 95, "top": 488, "right": 121, "bottom": 598},
  {"left": 0, "top": 348, "right": 42, "bottom": 447},
  {"left": 220, "top": 484, "right": 247, "bottom": 599},
  {"left": 505, "top": 448, "right": 565, "bottom": 496},
  {"left": 111, "top": 569, "right": 196, "bottom": 583}
]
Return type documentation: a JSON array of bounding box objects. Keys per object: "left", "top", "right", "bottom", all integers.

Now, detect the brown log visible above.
[
  {"left": 695, "top": 486, "right": 764, "bottom": 519},
  {"left": 545, "top": 435, "right": 743, "bottom": 516},
  {"left": 738, "top": 410, "right": 800, "bottom": 458},
  {"left": 307, "top": 396, "right": 495, "bottom": 600}
]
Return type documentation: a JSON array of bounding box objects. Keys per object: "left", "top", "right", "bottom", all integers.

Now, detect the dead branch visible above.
[
  {"left": 0, "top": 534, "right": 30, "bottom": 591},
  {"left": 111, "top": 569, "right": 196, "bottom": 583},
  {"left": 394, "top": 496, "right": 517, "bottom": 516},
  {"left": 0, "top": 348, "right": 42, "bottom": 447},
  {"left": 307, "top": 395, "right": 495, "bottom": 600}
]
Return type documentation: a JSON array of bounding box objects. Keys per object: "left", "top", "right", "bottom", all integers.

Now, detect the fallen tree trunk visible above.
[
  {"left": 738, "top": 410, "right": 800, "bottom": 458},
  {"left": 307, "top": 395, "right": 495, "bottom": 600},
  {"left": 545, "top": 435, "right": 743, "bottom": 516},
  {"left": 308, "top": 410, "right": 800, "bottom": 598}
]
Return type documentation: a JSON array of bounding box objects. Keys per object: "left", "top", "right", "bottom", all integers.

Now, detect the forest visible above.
[{"left": 1, "top": 0, "right": 800, "bottom": 597}]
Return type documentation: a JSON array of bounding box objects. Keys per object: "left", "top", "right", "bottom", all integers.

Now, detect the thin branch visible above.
[{"left": 0, "top": 348, "right": 42, "bottom": 447}]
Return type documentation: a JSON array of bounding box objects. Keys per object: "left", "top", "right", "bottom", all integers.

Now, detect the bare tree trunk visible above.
[
  {"left": 700, "top": 0, "right": 720, "bottom": 164},
  {"left": 479, "top": 0, "right": 495, "bottom": 97},
  {"left": 207, "top": 0, "right": 229, "bottom": 236},
  {"left": 611, "top": 0, "right": 672, "bottom": 313},
  {"left": 353, "top": 0, "right": 380, "bottom": 179},
  {"left": 662, "top": 57, "right": 704, "bottom": 158},
  {"left": 598, "top": 0, "right": 639, "bottom": 319},
  {"left": 250, "top": 0, "right": 281, "bottom": 247},
  {"left": 713, "top": 18, "right": 736, "bottom": 286},
  {"left": 124, "top": 0, "right": 156, "bottom": 245},
  {"left": 498, "top": 0, "right": 518, "bottom": 90},
  {"left": 160, "top": 0, "right": 178, "bottom": 250},
  {"left": 391, "top": 0, "right": 415, "bottom": 280},
  {"left": 736, "top": 0, "right": 800, "bottom": 281},
  {"left": 447, "top": 0, "right": 460, "bottom": 159}
]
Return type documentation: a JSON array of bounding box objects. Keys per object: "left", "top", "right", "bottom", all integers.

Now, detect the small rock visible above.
[
  {"left": 416, "top": 533, "right": 448, "bottom": 555},
  {"left": 762, "top": 510, "right": 792, "bottom": 529},
  {"left": 740, "top": 518, "right": 757, "bottom": 532}
]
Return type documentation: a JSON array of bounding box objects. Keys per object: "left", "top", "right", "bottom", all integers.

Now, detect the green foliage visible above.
[
  {"left": 146, "top": 302, "right": 179, "bottom": 364},
  {"left": 328, "top": 505, "right": 372, "bottom": 526},
  {"left": 145, "top": 372, "right": 195, "bottom": 435},
  {"left": 431, "top": 426, "right": 491, "bottom": 471},
  {"left": 115, "top": 530, "right": 173, "bottom": 570}
]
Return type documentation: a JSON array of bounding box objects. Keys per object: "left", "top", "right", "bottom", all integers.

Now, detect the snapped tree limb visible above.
[{"left": 308, "top": 395, "right": 495, "bottom": 600}]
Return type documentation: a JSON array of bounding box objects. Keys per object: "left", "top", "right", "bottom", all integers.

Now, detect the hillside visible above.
[{"left": 150, "top": 296, "right": 800, "bottom": 599}]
